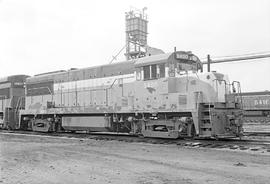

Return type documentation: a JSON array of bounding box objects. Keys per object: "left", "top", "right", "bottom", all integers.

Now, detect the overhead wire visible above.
[
  {"left": 201, "top": 51, "right": 270, "bottom": 64},
  {"left": 209, "top": 51, "right": 270, "bottom": 60}
]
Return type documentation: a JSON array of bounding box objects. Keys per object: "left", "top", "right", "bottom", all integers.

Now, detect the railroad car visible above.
[
  {"left": 0, "top": 75, "right": 29, "bottom": 129},
  {"left": 241, "top": 91, "right": 270, "bottom": 132},
  {"left": 19, "top": 51, "right": 243, "bottom": 138}
]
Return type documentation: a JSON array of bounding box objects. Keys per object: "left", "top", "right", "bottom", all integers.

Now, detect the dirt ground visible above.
[{"left": 0, "top": 133, "right": 270, "bottom": 184}]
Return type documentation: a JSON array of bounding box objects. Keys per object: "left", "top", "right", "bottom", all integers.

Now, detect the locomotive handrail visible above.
[
  {"left": 232, "top": 81, "right": 243, "bottom": 109},
  {"left": 109, "top": 78, "right": 118, "bottom": 89},
  {"left": 0, "top": 95, "right": 7, "bottom": 100},
  {"left": 212, "top": 79, "right": 228, "bottom": 102}
]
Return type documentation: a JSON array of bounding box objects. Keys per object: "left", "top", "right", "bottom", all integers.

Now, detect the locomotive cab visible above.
[{"left": 134, "top": 51, "right": 243, "bottom": 139}]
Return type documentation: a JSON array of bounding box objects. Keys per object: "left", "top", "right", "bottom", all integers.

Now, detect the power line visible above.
[
  {"left": 200, "top": 51, "right": 270, "bottom": 61},
  {"left": 202, "top": 53, "right": 270, "bottom": 64},
  {"left": 208, "top": 51, "right": 270, "bottom": 60}
]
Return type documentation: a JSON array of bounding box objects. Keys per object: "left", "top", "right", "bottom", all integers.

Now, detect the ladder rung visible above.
[
  {"left": 201, "top": 116, "right": 210, "bottom": 120},
  {"left": 202, "top": 110, "right": 210, "bottom": 113},
  {"left": 200, "top": 124, "right": 212, "bottom": 128}
]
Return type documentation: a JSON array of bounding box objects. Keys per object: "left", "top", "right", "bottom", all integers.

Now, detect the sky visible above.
[{"left": 0, "top": 0, "right": 269, "bottom": 92}]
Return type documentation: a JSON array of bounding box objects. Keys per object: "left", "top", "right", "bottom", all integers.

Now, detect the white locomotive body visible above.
[{"left": 20, "top": 51, "right": 243, "bottom": 138}]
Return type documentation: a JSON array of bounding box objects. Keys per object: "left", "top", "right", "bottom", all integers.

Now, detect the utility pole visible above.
[{"left": 207, "top": 54, "right": 211, "bottom": 72}]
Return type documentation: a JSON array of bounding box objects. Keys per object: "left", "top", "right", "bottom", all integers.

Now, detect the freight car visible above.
[
  {"left": 18, "top": 51, "right": 243, "bottom": 138},
  {"left": 0, "top": 75, "right": 29, "bottom": 129},
  {"left": 241, "top": 91, "right": 270, "bottom": 132}
]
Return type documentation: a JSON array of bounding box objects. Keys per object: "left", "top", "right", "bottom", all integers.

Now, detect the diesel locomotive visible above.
[
  {"left": 0, "top": 75, "right": 29, "bottom": 129},
  {"left": 2, "top": 51, "right": 244, "bottom": 138}
]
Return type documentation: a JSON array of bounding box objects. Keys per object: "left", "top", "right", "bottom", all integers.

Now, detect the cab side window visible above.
[
  {"left": 143, "top": 65, "right": 150, "bottom": 80},
  {"left": 168, "top": 63, "right": 175, "bottom": 77},
  {"left": 151, "top": 64, "right": 157, "bottom": 79},
  {"left": 143, "top": 64, "right": 165, "bottom": 80},
  {"left": 158, "top": 63, "right": 165, "bottom": 78}
]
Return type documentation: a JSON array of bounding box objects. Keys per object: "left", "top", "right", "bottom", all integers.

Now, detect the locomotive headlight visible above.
[
  {"left": 127, "top": 116, "right": 133, "bottom": 122},
  {"left": 23, "top": 117, "right": 30, "bottom": 121},
  {"left": 229, "top": 119, "right": 236, "bottom": 126}
]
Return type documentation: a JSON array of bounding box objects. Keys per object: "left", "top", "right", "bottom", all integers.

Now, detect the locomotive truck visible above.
[{"left": 15, "top": 50, "right": 243, "bottom": 139}]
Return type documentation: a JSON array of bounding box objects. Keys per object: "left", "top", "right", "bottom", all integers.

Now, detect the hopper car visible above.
[{"left": 240, "top": 91, "right": 270, "bottom": 132}]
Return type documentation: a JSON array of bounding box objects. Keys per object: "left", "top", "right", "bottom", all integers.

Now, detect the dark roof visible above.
[
  {"left": 134, "top": 51, "right": 203, "bottom": 71},
  {"left": 26, "top": 61, "right": 135, "bottom": 84},
  {"left": 26, "top": 51, "right": 203, "bottom": 84},
  {"left": 134, "top": 53, "right": 172, "bottom": 67},
  {"left": 241, "top": 91, "right": 270, "bottom": 96},
  {"left": 0, "top": 75, "right": 29, "bottom": 84}
]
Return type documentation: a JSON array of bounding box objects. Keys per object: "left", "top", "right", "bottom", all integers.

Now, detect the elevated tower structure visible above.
[{"left": 125, "top": 7, "right": 148, "bottom": 60}]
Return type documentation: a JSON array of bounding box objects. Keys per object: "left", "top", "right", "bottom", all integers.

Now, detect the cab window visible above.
[
  {"left": 168, "top": 63, "right": 175, "bottom": 77},
  {"left": 151, "top": 64, "right": 157, "bottom": 79},
  {"left": 143, "top": 66, "right": 150, "bottom": 80},
  {"left": 142, "top": 63, "right": 166, "bottom": 80},
  {"left": 158, "top": 63, "right": 165, "bottom": 78}
]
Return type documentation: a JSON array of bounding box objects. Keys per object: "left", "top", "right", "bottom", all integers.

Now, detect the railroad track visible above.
[
  {"left": 1, "top": 130, "right": 270, "bottom": 153},
  {"left": 244, "top": 132, "right": 270, "bottom": 137}
]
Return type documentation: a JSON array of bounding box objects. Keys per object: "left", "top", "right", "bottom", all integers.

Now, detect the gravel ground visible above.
[{"left": 0, "top": 133, "right": 270, "bottom": 184}]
